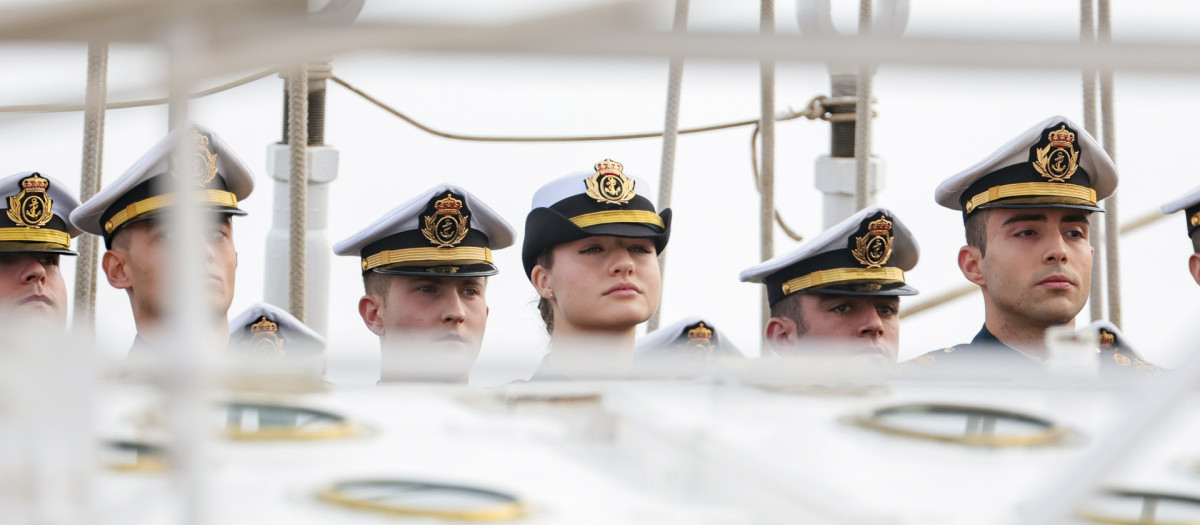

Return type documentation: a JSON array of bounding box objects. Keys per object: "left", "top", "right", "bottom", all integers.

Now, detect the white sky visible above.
[{"left": 0, "top": 0, "right": 1198, "bottom": 385}]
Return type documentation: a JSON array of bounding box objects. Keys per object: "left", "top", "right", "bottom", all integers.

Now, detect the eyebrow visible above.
[
  {"left": 1001, "top": 213, "right": 1047, "bottom": 226},
  {"left": 1061, "top": 213, "right": 1091, "bottom": 224}
]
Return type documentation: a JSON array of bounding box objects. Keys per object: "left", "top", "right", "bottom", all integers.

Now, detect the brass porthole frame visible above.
[
  {"left": 315, "top": 479, "right": 527, "bottom": 521},
  {"left": 222, "top": 401, "right": 362, "bottom": 441},
  {"left": 1077, "top": 489, "right": 1200, "bottom": 525},
  {"left": 101, "top": 439, "right": 169, "bottom": 473},
  {"left": 845, "top": 402, "right": 1071, "bottom": 448}
]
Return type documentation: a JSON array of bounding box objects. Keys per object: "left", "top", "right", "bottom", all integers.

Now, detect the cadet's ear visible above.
[
  {"left": 958, "top": 245, "right": 986, "bottom": 287},
  {"left": 765, "top": 316, "right": 799, "bottom": 352},
  {"left": 1189, "top": 253, "right": 1200, "bottom": 286},
  {"left": 102, "top": 249, "right": 132, "bottom": 290},
  {"left": 358, "top": 295, "right": 386, "bottom": 337},
  {"left": 530, "top": 265, "right": 554, "bottom": 300}
]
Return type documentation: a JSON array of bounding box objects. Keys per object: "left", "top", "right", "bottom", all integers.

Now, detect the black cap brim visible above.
[
  {"left": 371, "top": 262, "right": 499, "bottom": 278},
  {"left": 522, "top": 207, "right": 672, "bottom": 279},
  {"left": 800, "top": 282, "right": 919, "bottom": 297}
]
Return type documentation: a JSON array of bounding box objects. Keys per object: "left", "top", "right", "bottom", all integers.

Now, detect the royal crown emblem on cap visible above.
[
  {"left": 679, "top": 321, "right": 715, "bottom": 358},
  {"left": 7, "top": 173, "right": 54, "bottom": 228},
  {"left": 585, "top": 159, "right": 637, "bottom": 205},
  {"left": 422, "top": 193, "right": 470, "bottom": 248},
  {"left": 249, "top": 315, "right": 285, "bottom": 356},
  {"left": 1032, "top": 124, "right": 1080, "bottom": 183},
  {"left": 171, "top": 131, "right": 219, "bottom": 186},
  {"left": 852, "top": 216, "right": 894, "bottom": 269}
]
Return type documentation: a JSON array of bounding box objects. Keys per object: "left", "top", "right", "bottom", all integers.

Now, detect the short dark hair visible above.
[
  {"left": 1192, "top": 233, "right": 1200, "bottom": 254},
  {"left": 363, "top": 271, "right": 389, "bottom": 297},
  {"left": 535, "top": 250, "right": 555, "bottom": 334},
  {"left": 362, "top": 272, "right": 488, "bottom": 297},
  {"left": 768, "top": 293, "right": 809, "bottom": 337},
  {"left": 964, "top": 208, "right": 992, "bottom": 257}
]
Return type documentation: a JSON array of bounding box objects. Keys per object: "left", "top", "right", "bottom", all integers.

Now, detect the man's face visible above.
[
  {"left": 0, "top": 252, "right": 67, "bottom": 323},
  {"left": 366, "top": 274, "right": 489, "bottom": 372},
  {"left": 105, "top": 217, "right": 238, "bottom": 323},
  {"left": 976, "top": 208, "right": 1092, "bottom": 325},
  {"left": 788, "top": 294, "right": 900, "bottom": 362}
]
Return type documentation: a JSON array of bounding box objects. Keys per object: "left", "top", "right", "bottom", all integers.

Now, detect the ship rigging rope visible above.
[
  {"left": 854, "top": 0, "right": 873, "bottom": 211},
  {"left": 1081, "top": 0, "right": 1105, "bottom": 323},
  {"left": 287, "top": 64, "right": 308, "bottom": 322},
  {"left": 331, "top": 74, "right": 832, "bottom": 239},
  {"left": 73, "top": 42, "right": 108, "bottom": 334},
  {"left": 647, "top": 0, "right": 690, "bottom": 333},
  {"left": 0, "top": 68, "right": 279, "bottom": 113},
  {"left": 759, "top": 0, "right": 777, "bottom": 337},
  {"left": 1099, "top": 0, "right": 1122, "bottom": 329}
]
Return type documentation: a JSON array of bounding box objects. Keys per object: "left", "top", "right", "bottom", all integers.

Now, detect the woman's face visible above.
[{"left": 536, "top": 235, "right": 662, "bottom": 334}]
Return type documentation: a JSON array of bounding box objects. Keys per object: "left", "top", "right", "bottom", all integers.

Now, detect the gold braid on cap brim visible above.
[
  {"left": 569, "top": 210, "right": 664, "bottom": 229},
  {"left": 363, "top": 246, "right": 493, "bottom": 272},
  {"left": 781, "top": 267, "right": 905, "bottom": 296},
  {"left": 104, "top": 190, "right": 239, "bottom": 233},
  {"left": 964, "top": 182, "right": 1097, "bottom": 213},
  {"left": 0, "top": 227, "right": 70, "bottom": 248}
]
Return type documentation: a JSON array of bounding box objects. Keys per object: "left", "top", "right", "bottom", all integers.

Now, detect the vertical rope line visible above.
[
  {"left": 854, "top": 0, "right": 873, "bottom": 211},
  {"left": 287, "top": 64, "right": 309, "bottom": 322},
  {"left": 74, "top": 42, "right": 108, "bottom": 335},
  {"left": 647, "top": 0, "right": 689, "bottom": 333},
  {"left": 759, "top": 0, "right": 776, "bottom": 343},
  {"left": 1098, "top": 0, "right": 1121, "bottom": 328},
  {"left": 1081, "top": 0, "right": 1105, "bottom": 323}
]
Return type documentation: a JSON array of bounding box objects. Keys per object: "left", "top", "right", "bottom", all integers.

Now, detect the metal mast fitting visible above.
[{"left": 798, "top": 0, "right": 908, "bottom": 228}]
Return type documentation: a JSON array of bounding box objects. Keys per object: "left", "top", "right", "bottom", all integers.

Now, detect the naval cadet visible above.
[
  {"left": 229, "top": 301, "right": 325, "bottom": 361},
  {"left": 0, "top": 171, "right": 81, "bottom": 325},
  {"left": 635, "top": 317, "right": 741, "bottom": 377},
  {"left": 333, "top": 183, "right": 514, "bottom": 383},
  {"left": 910, "top": 115, "right": 1158, "bottom": 374},
  {"left": 739, "top": 206, "right": 918, "bottom": 363},
  {"left": 228, "top": 301, "right": 327, "bottom": 384},
  {"left": 70, "top": 125, "right": 254, "bottom": 355},
  {"left": 1160, "top": 185, "right": 1200, "bottom": 286},
  {"left": 523, "top": 159, "right": 670, "bottom": 379}
]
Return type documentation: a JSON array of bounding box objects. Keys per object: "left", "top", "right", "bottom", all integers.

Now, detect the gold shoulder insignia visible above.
[
  {"left": 584, "top": 159, "right": 636, "bottom": 205},
  {"left": 1032, "top": 125, "right": 1080, "bottom": 182},
  {"left": 1112, "top": 353, "right": 1131, "bottom": 367}
]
